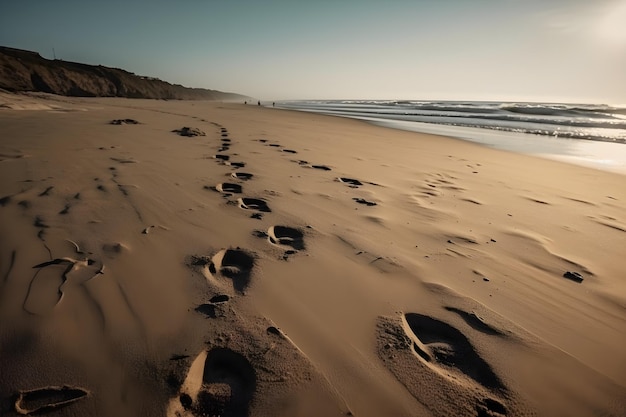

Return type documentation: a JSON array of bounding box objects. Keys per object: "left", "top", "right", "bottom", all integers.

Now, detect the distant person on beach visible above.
[{"left": 257, "top": 101, "right": 260, "bottom": 106}]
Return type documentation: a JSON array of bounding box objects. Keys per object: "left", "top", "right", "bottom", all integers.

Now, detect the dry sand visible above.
[{"left": 0, "top": 91, "right": 625, "bottom": 417}]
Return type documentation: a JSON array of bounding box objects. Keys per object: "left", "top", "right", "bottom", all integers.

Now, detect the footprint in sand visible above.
[
  {"left": 168, "top": 348, "right": 255, "bottom": 417},
  {"left": 267, "top": 226, "right": 305, "bottom": 251},
  {"left": 173, "top": 127, "right": 206, "bottom": 137},
  {"left": 403, "top": 313, "right": 505, "bottom": 391},
  {"left": 195, "top": 295, "right": 231, "bottom": 318},
  {"left": 231, "top": 172, "right": 253, "bottom": 181},
  {"left": 338, "top": 177, "right": 363, "bottom": 187},
  {"left": 109, "top": 119, "right": 139, "bottom": 125},
  {"left": 207, "top": 249, "right": 255, "bottom": 293},
  {"left": 226, "top": 162, "right": 246, "bottom": 168},
  {"left": 237, "top": 198, "right": 271, "bottom": 213},
  {"left": 311, "top": 164, "right": 332, "bottom": 171},
  {"left": 215, "top": 183, "right": 242, "bottom": 194},
  {"left": 353, "top": 197, "right": 377, "bottom": 206},
  {"left": 14, "top": 385, "right": 89, "bottom": 415}
]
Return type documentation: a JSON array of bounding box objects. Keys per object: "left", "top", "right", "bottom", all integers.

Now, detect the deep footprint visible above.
[
  {"left": 238, "top": 198, "right": 271, "bottom": 212},
  {"left": 339, "top": 177, "right": 363, "bottom": 186},
  {"left": 196, "top": 348, "right": 256, "bottom": 417},
  {"left": 15, "top": 385, "right": 89, "bottom": 415},
  {"left": 216, "top": 183, "right": 242, "bottom": 194},
  {"left": 231, "top": 172, "right": 253, "bottom": 180},
  {"left": 268, "top": 226, "right": 305, "bottom": 250},
  {"left": 209, "top": 249, "right": 255, "bottom": 293},
  {"left": 403, "top": 313, "right": 505, "bottom": 391}
]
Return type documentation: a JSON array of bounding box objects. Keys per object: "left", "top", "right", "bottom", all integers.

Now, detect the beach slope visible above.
[{"left": 0, "top": 92, "right": 624, "bottom": 417}]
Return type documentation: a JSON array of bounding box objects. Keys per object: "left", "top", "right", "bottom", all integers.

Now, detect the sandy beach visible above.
[{"left": 1, "top": 92, "right": 625, "bottom": 417}]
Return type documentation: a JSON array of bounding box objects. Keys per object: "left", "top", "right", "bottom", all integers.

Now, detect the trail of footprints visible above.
[
  {"left": 177, "top": 125, "right": 392, "bottom": 416},
  {"left": 1, "top": 119, "right": 520, "bottom": 416},
  {"left": 183, "top": 127, "right": 517, "bottom": 416}
]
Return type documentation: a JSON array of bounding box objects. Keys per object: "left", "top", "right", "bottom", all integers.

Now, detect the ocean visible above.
[{"left": 276, "top": 100, "right": 626, "bottom": 174}]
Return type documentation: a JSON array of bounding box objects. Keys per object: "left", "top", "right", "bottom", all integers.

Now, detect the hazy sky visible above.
[{"left": 1, "top": 0, "right": 625, "bottom": 103}]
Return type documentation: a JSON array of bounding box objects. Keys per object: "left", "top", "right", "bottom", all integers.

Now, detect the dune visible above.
[{"left": 0, "top": 91, "right": 625, "bottom": 416}]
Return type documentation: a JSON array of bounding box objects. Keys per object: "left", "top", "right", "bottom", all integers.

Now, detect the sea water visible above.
[{"left": 277, "top": 100, "right": 626, "bottom": 174}]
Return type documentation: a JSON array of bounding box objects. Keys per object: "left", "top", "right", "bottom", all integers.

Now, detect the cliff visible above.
[{"left": 0, "top": 46, "right": 250, "bottom": 101}]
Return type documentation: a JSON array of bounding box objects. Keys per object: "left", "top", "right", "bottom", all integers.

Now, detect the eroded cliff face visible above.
[{"left": 0, "top": 46, "right": 249, "bottom": 100}]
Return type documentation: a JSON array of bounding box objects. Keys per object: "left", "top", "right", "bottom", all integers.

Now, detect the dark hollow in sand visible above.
[
  {"left": 210, "top": 249, "right": 255, "bottom": 293},
  {"left": 210, "top": 294, "right": 230, "bottom": 303},
  {"left": 266, "top": 326, "right": 284, "bottom": 337},
  {"left": 172, "top": 127, "right": 206, "bottom": 137},
  {"left": 215, "top": 154, "right": 230, "bottom": 161},
  {"left": 238, "top": 198, "right": 271, "bottom": 212},
  {"left": 14, "top": 385, "right": 89, "bottom": 414},
  {"left": 339, "top": 177, "right": 363, "bottom": 186},
  {"left": 268, "top": 226, "right": 305, "bottom": 250},
  {"left": 312, "top": 164, "right": 332, "bottom": 171},
  {"left": 0, "top": 195, "right": 11, "bottom": 206},
  {"left": 217, "top": 183, "right": 242, "bottom": 194},
  {"left": 563, "top": 271, "right": 584, "bottom": 283},
  {"left": 231, "top": 172, "right": 253, "bottom": 180},
  {"left": 110, "top": 119, "right": 139, "bottom": 125},
  {"left": 353, "top": 198, "right": 377, "bottom": 206},
  {"left": 404, "top": 313, "right": 505, "bottom": 391},
  {"left": 195, "top": 348, "right": 256, "bottom": 417},
  {"left": 195, "top": 303, "right": 217, "bottom": 318}
]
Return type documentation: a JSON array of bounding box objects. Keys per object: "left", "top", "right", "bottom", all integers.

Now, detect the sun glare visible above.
[{"left": 594, "top": 0, "right": 626, "bottom": 46}]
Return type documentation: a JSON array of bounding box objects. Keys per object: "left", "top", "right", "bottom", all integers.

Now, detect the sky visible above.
[{"left": 1, "top": 0, "right": 625, "bottom": 104}]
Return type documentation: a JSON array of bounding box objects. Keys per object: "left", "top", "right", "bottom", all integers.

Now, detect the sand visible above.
[{"left": 0, "top": 91, "right": 625, "bottom": 417}]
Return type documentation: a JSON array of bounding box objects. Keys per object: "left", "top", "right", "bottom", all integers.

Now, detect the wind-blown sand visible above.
[{"left": 0, "top": 91, "right": 625, "bottom": 417}]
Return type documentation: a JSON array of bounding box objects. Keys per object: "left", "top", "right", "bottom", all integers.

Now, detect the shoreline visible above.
[
  {"left": 275, "top": 105, "right": 626, "bottom": 175},
  {"left": 1, "top": 93, "right": 625, "bottom": 416}
]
